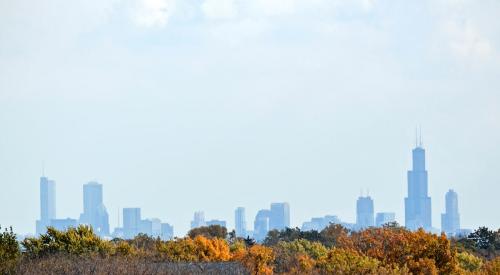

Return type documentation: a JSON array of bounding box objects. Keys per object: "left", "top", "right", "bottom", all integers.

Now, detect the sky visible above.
[{"left": 1, "top": 0, "right": 499, "bottom": 237}]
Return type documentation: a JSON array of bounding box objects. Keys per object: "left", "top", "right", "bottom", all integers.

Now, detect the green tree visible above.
[{"left": 0, "top": 226, "right": 20, "bottom": 274}]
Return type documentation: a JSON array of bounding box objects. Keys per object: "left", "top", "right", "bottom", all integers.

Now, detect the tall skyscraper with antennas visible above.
[{"left": 404, "top": 133, "right": 432, "bottom": 231}]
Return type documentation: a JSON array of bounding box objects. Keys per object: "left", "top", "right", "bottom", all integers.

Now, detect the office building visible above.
[
  {"left": 376, "top": 212, "right": 396, "bottom": 227},
  {"left": 404, "top": 137, "right": 432, "bottom": 231},
  {"left": 356, "top": 196, "right": 374, "bottom": 229},
  {"left": 254, "top": 209, "right": 270, "bottom": 241},
  {"left": 36, "top": 176, "right": 56, "bottom": 235},
  {"left": 235, "top": 207, "right": 247, "bottom": 237},
  {"left": 441, "top": 189, "right": 460, "bottom": 236},
  {"left": 79, "top": 182, "right": 110, "bottom": 236},
  {"left": 50, "top": 218, "right": 77, "bottom": 231},
  {"left": 269, "top": 202, "right": 290, "bottom": 231},
  {"left": 161, "top": 223, "right": 174, "bottom": 240},
  {"left": 123, "top": 208, "right": 141, "bottom": 239},
  {"left": 190, "top": 211, "right": 206, "bottom": 229},
  {"left": 206, "top": 219, "right": 227, "bottom": 227}
]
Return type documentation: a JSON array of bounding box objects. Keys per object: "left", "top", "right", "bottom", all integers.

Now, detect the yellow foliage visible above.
[
  {"left": 240, "top": 245, "right": 275, "bottom": 275},
  {"left": 157, "top": 236, "right": 230, "bottom": 262}
]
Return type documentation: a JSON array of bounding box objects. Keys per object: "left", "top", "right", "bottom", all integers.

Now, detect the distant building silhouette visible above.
[
  {"left": 269, "top": 202, "right": 290, "bottom": 231},
  {"left": 50, "top": 218, "right": 77, "bottom": 231},
  {"left": 254, "top": 209, "right": 270, "bottom": 241},
  {"left": 356, "top": 196, "right": 374, "bottom": 229},
  {"left": 441, "top": 189, "right": 460, "bottom": 236},
  {"left": 191, "top": 211, "right": 206, "bottom": 229},
  {"left": 235, "top": 207, "right": 247, "bottom": 237},
  {"left": 161, "top": 223, "right": 174, "bottom": 240},
  {"left": 405, "top": 139, "right": 432, "bottom": 231},
  {"left": 36, "top": 176, "right": 56, "bottom": 235},
  {"left": 302, "top": 215, "right": 340, "bottom": 231},
  {"left": 375, "top": 212, "right": 396, "bottom": 227},
  {"left": 206, "top": 219, "right": 227, "bottom": 227},
  {"left": 123, "top": 208, "right": 141, "bottom": 239},
  {"left": 79, "top": 182, "right": 110, "bottom": 236}
]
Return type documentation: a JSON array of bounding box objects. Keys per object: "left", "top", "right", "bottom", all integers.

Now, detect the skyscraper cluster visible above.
[
  {"left": 35, "top": 179, "right": 173, "bottom": 240},
  {"left": 36, "top": 136, "right": 466, "bottom": 239}
]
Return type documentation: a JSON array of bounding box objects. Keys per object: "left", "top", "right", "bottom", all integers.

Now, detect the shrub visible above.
[
  {"left": 157, "top": 236, "right": 231, "bottom": 262},
  {"left": 21, "top": 225, "right": 112, "bottom": 257},
  {"left": 0, "top": 226, "right": 20, "bottom": 274},
  {"left": 457, "top": 251, "right": 483, "bottom": 272}
]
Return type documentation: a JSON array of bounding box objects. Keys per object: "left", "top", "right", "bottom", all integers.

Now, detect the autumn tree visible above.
[{"left": 187, "top": 225, "right": 227, "bottom": 239}]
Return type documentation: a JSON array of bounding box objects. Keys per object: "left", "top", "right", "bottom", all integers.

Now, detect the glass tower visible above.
[{"left": 404, "top": 142, "right": 432, "bottom": 231}]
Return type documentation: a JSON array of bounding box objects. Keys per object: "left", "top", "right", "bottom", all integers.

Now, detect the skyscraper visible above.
[
  {"left": 190, "top": 211, "right": 206, "bottom": 229},
  {"left": 376, "top": 212, "right": 396, "bottom": 227},
  {"left": 356, "top": 196, "right": 374, "bottom": 229},
  {"left": 441, "top": 189, "right": 460, "bottom": 236},
  {"left": 235, "top": 207, "right": 247, "bottom": 237},
  {"left": 123, "top": 207, "right": 141, "bottom": 239},
  {"left": 404, "top": 138, "right": 432, "bottom": 231},
  {"left": 36, "top": 176, "right": 56, "bottom": 235},
  {"left": 79, "top": 182, "right": 110, "bottom": 236},
  {"left": 254, "top": 209, "right": 270, "bottom": 241},
  {"left": 269, "top": 202, "right": 290, "bottom": 231},
  {"left": 206, "top": 219, "right": 227, "bottom": 227}
]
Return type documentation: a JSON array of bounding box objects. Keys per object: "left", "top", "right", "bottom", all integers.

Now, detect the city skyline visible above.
[
  {"left": 2, "top": 1, "right": 500, "bottom": 238},
  {"left": 29, "top": 140, "right": 475, "bottom": 238}
]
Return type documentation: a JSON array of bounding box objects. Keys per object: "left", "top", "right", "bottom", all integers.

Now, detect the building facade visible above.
[
  {"left": 123, "top": 208, "right": 141, "bottom": 239},
  {"left": 235, "top": 207, "right": 247, "bottom": 237},
  {"left": 269, "top": 202, "right": 290, "bottom": 231},
  {"left": 441, "top": 189, "right": 460, "bottom": 236},
  {"left": 190, "top": 211, "right": 206, "bottom": 229},
  {"left": 79, "top": 182, "right": 110, "bottom": 236},
  {"left": 375, "top": 212, "right": 396, "bottom": 227},
  {"left": 405, "top": 143, "right": 432, "bottom": 231},
  {"left": 356, "top": 196, "right": 374, "bottom": 229},
  {"left": 36, "top": 176, "right": 56, "bottom": 235}
]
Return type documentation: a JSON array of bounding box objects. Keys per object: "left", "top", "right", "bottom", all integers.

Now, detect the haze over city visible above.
[{"left": 1, "top": 0, "right": 500, "bottom": 237}]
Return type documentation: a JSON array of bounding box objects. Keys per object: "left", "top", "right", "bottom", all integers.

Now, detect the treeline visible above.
[{"left": 1, "top": 223, "right": 500, "bottom": 274}]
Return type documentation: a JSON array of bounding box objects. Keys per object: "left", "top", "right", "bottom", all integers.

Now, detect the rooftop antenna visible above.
[
  {"left": 415, "top": 126, "right": 418, "bottom": 147},
  {"left": 42, "top": 161, "right": 45, "bottom": 177},
  {"left": 419, "top": 125, "right": 423, "bottom": 147}
]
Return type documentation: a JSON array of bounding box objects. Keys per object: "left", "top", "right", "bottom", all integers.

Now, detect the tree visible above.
[
  {"left": 469, "top": 227, "right": 496, "bottom": 250},
  {"left": 187, "top": 225, "right": 227, "bottom": 239},
  {"left": 0, "top": 226, "right": 20, "bottom": 274}
]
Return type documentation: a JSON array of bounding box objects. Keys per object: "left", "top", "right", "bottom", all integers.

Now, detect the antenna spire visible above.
[
  {"left": 42, "top": 161, "right": 45, "bottom": 177},
  {"left": 419, "top": 126, "right": 423, "bottom": 147}
]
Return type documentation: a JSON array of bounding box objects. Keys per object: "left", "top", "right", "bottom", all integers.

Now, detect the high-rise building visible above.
[
  {"left": 404, "top": 139, "right": 432, "bottom": 231},
  {"left": 123, "top": 208, "right": 141, "bottom": 239},
  {"left": 206, "top": 219, "right": 227, "bottom": 227},
  {"left": 50, "top": 218, "right": 77, "bottom": 231},
  {"left": 269, "top": 202, "right": 290, "bottom": 231},
  {"left": 190, "top": 211, "right": 206, "bottom": 229},
  {"left": 441, "top": 189, "right": 460, "bottom": 236},
  {"left": 301, "top": 215, "right": 341, "bottom": 231},
  {"left": 79, "top": 182, "right": 110, "bottom": 236},
  {"left": 254, "top": 209, "right": 270, "bottom": 241},
  {"left": 36, "top": 176, "right": 56, "bottom": 235},
  {"left": 235, "top": 207, "right": 247, "bottom": 237},
  {"left": 376, "top": 212, "right": 396, "bottom": 227},
  {"left": 161, "top": 223, "right": 174, "bottom": 240},
  {"left": 356, "top": 196, "right": 374, "bottom": 229}
]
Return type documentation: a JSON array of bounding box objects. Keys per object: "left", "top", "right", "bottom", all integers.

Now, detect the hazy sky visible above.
[{"left": 1, "top": 0, "right": 499, "bottom": 236}]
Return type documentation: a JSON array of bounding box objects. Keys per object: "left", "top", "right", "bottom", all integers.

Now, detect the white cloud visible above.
[
  {"left": 202, "top": 0, "right": 238, "bottom": 20},
  {"left": 132, "top": 0, "right": 175, "bottom": 28},
  {"left": 445, "top": 20, "right": 493, "bottom": 59}
]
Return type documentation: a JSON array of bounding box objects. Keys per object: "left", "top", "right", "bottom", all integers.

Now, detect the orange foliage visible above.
[
  {"left": 350, "top": 227, "right": 458, "bottom": 274},
  {"left": 239, "top": 245, "right": 275, "bottom": 275}
]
